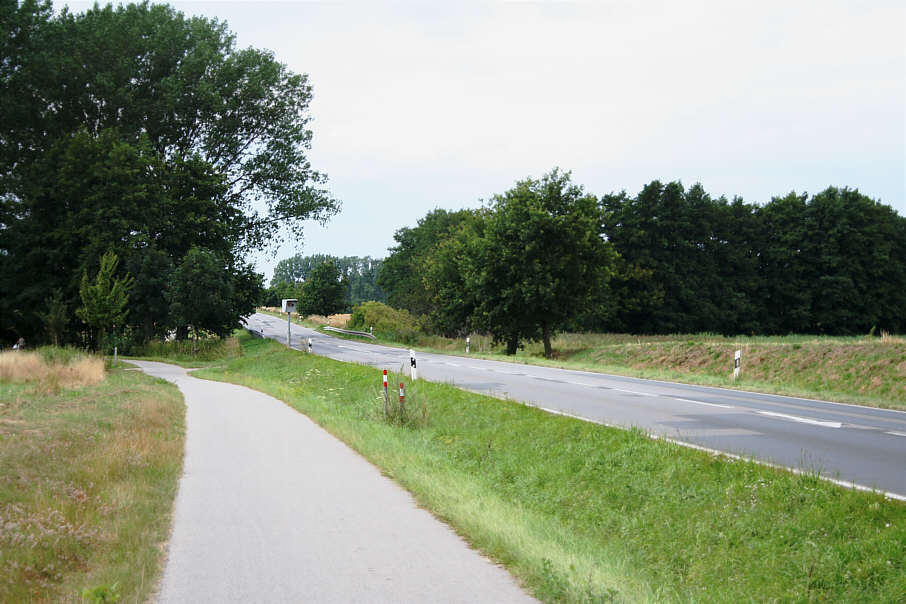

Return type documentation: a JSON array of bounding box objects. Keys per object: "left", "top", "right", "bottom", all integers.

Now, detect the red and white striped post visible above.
[
  {"left": 382, "top": 370, "right": 389, "bottom": 417},
  {"left": 399, "top": 382, "right": 405, "bottom": 416}
]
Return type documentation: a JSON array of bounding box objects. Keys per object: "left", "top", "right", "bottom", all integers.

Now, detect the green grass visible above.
[
  {"left": 126, "top": 335, "right": 243, "bottom": 368},
  {"left": 0, "top": 355, "right": 185, "bottom": 602},
  {"left": 272, "top": 314, "right": 904, "bottom": 410},
  {"left": 196, "top": 333, "right": 906, "bottom": 603}
]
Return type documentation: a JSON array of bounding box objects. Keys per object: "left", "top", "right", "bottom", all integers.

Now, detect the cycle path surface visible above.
[{"left": 134, "top": 360, "right": 535, "bottom": 603}]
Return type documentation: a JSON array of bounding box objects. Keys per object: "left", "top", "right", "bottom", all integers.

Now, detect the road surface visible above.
[
  {"left": 246, "top": 312, "right": 906, "bottom": 500},
  {"left": 133, "top": 360, "right": 535, "bottom": 603}
]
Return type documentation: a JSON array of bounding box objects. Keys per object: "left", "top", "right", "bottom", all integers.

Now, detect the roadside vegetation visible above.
[
  {"left": 0, "top": 348, "right": 185, "bottom": 602},
  {"left": 128, "top": 336, "right": 243, "bottom": 368},
  {"left": 198, "top": 333, "right": 906, "bottom": 602},
  {"left": 270, "top": 304, "right": 906, "bottom": 411}
]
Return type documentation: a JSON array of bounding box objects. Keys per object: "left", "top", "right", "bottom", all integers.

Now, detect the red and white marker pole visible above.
[
  {"left": 399, "top": 383, "right": 405, "bottom": 414},
  {"left": 382, "top": 369, "right": 389, "bottom": 417}
]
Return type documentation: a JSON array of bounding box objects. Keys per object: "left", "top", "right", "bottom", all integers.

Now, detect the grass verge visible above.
[
  {"left": 271, "top": 314, "right": 905, "bottom": 411},
  {"left": 0, "top": 350, "right": 185, "bottom": 602},
  {"left": 197, "top": 334, "right": 906, "bottom": 603}
]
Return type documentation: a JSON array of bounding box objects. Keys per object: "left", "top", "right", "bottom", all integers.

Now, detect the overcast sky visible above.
[{"left": 63, "top": 1, "right": 906, "bottom": 280}]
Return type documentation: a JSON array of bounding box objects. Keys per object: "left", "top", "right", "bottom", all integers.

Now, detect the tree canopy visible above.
[
  {"left": 0, "top": 1, "right": 337, "bottom": 346},
  {"left": 380, "top": 175, "right": 905, "bottom": 348}
]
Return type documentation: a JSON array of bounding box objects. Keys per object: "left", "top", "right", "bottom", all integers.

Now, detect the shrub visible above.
[{"left": 348, "top": 302, "right": 423, "bottom": 344}]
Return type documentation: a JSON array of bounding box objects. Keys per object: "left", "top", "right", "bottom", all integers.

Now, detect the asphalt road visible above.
[
  {"left": 133, "top": 360, "right": 535, "bottom": 603},
  {"left": 246, "top": 312, "right": 906, "bottom": 500}
]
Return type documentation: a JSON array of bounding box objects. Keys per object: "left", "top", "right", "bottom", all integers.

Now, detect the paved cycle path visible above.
[{"left": 134, "top": 360, "right": 534, "bottom": 603}]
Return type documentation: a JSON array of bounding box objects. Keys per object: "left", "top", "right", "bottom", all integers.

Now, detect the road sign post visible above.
[{"left": 282, "top": 299, "right": 297, "bottom": 348}]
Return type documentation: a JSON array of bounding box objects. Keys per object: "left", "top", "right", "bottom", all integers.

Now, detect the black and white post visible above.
[
  {"left": 410, "top": 349, "right": 417, "bottom": 380},
  {"left": 308, "top": 337, "right": 313, "bottom": 353},
  {"left": 466, "top": 336, "right": 470, "bottom": 354},
  {"left": 733, "top": 349, "right": 741, "bottom": 380}
]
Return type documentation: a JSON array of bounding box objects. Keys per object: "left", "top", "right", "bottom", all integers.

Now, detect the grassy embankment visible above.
[
  {"left": 266, "top": 306, "right": 905, "bottom": 411},
  {"left": 127, "top": 336, "right": 243, "bottom": 368},
  {"left": 198, "top": 333, "right": 906, "bottom": 603},
  {"left": 0, "top": 349, "right": 185, "bottom": 602}
]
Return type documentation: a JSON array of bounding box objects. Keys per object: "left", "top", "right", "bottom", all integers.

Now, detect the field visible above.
[
  {"left": 197, "top": 333, "right": 906, "bottom": 602},
  {"left": 0, "top": 350, "right": 185, "bottom": 602}
]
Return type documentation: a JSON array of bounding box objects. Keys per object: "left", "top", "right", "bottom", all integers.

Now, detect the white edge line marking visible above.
[
  {"left": 757, "top": 410, "right": 843, "bottom": 428},
  {"left": 675, "top": 397, "right": 734, "bottom": 409},
  {"left": 885, "top": 431, "right": 906, "bottom": 438},
  {"left": 535, "top": 406, "right": 906, "bottom": 503},
  {"left": 613, "top": 388, "right": 657, "bottom": 397}
]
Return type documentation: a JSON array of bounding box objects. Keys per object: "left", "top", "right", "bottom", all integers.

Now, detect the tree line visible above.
[
  {"left": 378, "top": 170, "right": 905, "bottom": 355},
  {"left": 263, "top": 254, "right": 385, "bottom": 313},
  {"left": 0, "top": 1, "right": 336, "bottom": 349}
]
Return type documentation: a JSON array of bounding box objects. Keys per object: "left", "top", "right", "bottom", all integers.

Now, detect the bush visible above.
[{"left": 348, "top": 302, "right": 423, "bottom": 344}]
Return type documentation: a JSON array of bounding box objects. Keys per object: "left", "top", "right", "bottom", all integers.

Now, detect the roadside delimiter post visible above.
[
  {"left": 383, "top": 369, "right": 389, "bottom": 418},
  {"left": 410, "top": 349, "right": 417, "bottom": 380},
  {"left": 733, "top": 350, "right": 741, "bottom": 380}
]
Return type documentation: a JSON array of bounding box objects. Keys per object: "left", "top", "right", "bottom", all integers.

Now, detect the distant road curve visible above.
[{"left": 245, "top": 313, "right": 906, "bottom": 500}]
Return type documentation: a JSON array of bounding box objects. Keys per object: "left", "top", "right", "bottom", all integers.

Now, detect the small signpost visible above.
[
  {"left": 733, "top": 350, "right": 741, "bottom": 380},
  {"left": 410, "top": 349, "right": 417, "bottom": 380},
  {"left": 399, "top": 382, "right": 405, "bottom": 415},
  {"left": 282, "top": 299, "right": 297, "bottom": 348}
]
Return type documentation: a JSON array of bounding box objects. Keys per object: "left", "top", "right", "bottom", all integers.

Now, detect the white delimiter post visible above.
[
  {"left": 410, "top": 349, "right": 417, "bottom": 380},
  {"left": 287, "top": 312, "right": 291, "bottom": 348},
  {"left": 466, "top": 336, "right": 470, "bottom": 353},
  {"left": 734, "top": 350, "right": 741, "bottom": 380}
]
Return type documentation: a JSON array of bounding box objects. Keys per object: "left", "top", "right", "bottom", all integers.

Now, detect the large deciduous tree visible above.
[
  {"left": 299, "top": 259, "right": 347, "bottom": 316},
  {"left": 469, "top": 169, "right": 616, "bottom": 356},
  {"left": 0, "top": 1, "right": 338, "bottom": 344}
]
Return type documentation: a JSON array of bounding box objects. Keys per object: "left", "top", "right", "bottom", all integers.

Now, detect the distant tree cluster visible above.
[
  {"left": 600, "top": 183, "right": 906, "bottom": 335},
  {"left": 380, "top": 171, "right": 905, "bottom": 353},
  {"left": 264, "top": 254, "right": 385, "bottom": 314},
  {"left": 0, "top": 1, "right": 337, "bottom": 348}
]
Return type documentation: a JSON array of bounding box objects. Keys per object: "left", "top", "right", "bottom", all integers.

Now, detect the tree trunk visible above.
[
  {"left": 542, "top": 323, "right": 552, "bottom": 358},
  {"left": 506, "top": 336, "right": 518, "bottom": 355}
]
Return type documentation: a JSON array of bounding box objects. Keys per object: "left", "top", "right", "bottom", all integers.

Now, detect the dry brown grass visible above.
[
  {"left": 0, "top": 352, "right": 105, "bottom": 392},
  {"left": 0, "top": 368, "right": 184, "bottom": 601},
  {"left": 328, "top": 313, "right": 351, "bottom": 327}
]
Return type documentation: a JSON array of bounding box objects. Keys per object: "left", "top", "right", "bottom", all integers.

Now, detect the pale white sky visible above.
[{"left": 63, "top": 1, "right": 906, "bottom": 280}]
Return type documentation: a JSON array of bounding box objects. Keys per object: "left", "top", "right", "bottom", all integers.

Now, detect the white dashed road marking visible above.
[{"left": 757, "top": 410, "right": 842, "bottom": 429}]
